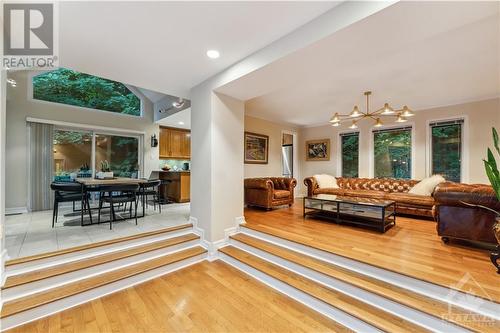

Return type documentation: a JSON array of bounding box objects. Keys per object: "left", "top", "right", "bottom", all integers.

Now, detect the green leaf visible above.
[
  {"left": 493, "top": 127, "right": 500, "bottom": 156},
  {"left": 484, "top": 160, "right": 500, "bottom": 201},
  {"left": 487, "top": 148, "right": 498, "bottom": 172}
]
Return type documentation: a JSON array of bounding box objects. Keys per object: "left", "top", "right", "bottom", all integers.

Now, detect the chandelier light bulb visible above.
[
  {"left": 374, "top": 118, "right": 383, "bottom": 127},
  {"left": 349, "top": 120, "right": 358, "bottom": 129},
  {"left": 396, "top": 115, "right": 408, "bottom": 123},
  {"left": 382, "top": 103, "right": 394, "bottom": 115},
  {"left": 329, "top": 113, "right": 340, "bottom": 123},
  {"left": 331, "top": 122, "right": 340, "bottom": 127},
  {"left": 401, "top": 106, "right": 414, "bottom": 117},
  {"left": 350, "top": 106, "right": 361, "bottom": 117}
]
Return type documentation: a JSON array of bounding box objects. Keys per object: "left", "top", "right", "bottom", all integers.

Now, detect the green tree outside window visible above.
[{"left": 33, "top": 68, "right": 141, "bottom": 116}]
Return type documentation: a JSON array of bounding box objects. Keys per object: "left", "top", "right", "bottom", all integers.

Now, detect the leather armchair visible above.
[
  {"left": 434, "top": 182, "right": 499, "bottom": 246},
  {"left": 245, "top": 177, "right": 297, "bottom": 209}
]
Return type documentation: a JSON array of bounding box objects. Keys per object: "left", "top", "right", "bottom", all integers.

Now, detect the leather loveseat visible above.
[
  {"left": 433, "top": 182, "right": 499, "bottom": 246},
  {"left": 245, "top": 177, "right": 297, "bottom": 209},
  {"left": 304, "top": 177, "right": 435, "bottom": 218}
]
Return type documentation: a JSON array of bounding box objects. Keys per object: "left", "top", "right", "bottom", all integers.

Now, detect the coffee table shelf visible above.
[{"left": 303, "top": 194, "right": 396, "bottom": 233}]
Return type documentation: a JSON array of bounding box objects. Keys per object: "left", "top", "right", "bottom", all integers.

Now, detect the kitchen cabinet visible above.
[
  {"left": 158, "top": 171, "right": 190, "bottom": 203},
  {"left": 159, "top": 127, "right": 190, "bottom": 159}
]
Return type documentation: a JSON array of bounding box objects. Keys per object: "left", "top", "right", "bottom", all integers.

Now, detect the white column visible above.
[{"left": 191, "top": 84, "right": 244, "bottom": 242}]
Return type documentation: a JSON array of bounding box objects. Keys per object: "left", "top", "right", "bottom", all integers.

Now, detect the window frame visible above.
[
  {"left": 369, "top": 123, "right": 415, "bottom": 179},
  {"left": 337, "top": 130, "right": 360, "bottom": 178},
  {"left": 426, "top": 116, "right": 468, "bottom": 183},
  {"left": 28, "top": 70, "right": 145, "bottom": 118}
]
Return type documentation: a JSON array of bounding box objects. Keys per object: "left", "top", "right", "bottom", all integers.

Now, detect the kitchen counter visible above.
[{"left": 156, "top": 171, "right": 190, "bottom": 203}]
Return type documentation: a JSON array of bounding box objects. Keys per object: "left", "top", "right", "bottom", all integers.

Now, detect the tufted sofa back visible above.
[
  {"left": 336, "top": 177, "right": 419, "bottom": 193},
  {"left": 269, "top": 177, "right": 293, "bottom": 190}
]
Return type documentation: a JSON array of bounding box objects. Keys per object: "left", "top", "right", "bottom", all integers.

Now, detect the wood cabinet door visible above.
[
  {"left": 181, "top": 132, "right": 191, "bottom": 158},
  {"left": 159, "top": 128, "right": 169, "bottom": 158},
  {"left": 169, "top": 130, "right": 184, "bottom": 158}
]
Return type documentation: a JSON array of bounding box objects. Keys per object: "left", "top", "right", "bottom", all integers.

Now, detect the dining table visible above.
[{"left": 75, "top": 177, "right": 149, "bottom": 225}]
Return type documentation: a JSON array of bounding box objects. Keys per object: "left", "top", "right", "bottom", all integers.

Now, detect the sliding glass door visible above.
[
  {"left": 53, "top": 128, "right": 142, "bottom": 180},
  {"left": 53, "top": 129, "right": 93, "bottom": 181},
  {"left": 95, "top": 134, "right": 139, "bottom": 178}
]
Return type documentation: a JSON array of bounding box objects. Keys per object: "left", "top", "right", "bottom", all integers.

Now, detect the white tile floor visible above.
[{"left": 4, "top": 202, "right": 190, "bottom": 260}]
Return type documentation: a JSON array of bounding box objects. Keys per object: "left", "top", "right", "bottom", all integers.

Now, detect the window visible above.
[
  {"left": 430, "top": 119, "right": 463, "bottom": 182},
  {"left": 95, "top": 134, "right": 139, "bottom": 178},
  {"left": 340, "top": 132, "right": 359, "bottom": 177},
  {"left": 373, "top": 127, "right": 412, "bottom": 179},
  {"left": 53, "top": 129, "right": 93, "bottom": 181},
  {"left": 52, "top": 128, "right": 141, "bottom": 180},
  {"left": 33, "top": 68, "right": 141, "bottom": 116}
]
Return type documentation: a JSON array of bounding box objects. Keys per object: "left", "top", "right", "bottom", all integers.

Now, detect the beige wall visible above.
[
  {"left": 5, "top": 70, "right": 159, "bottom": 210},
  {"left": 244, "top": 115, "right": 299, "bottom": 178},
  {"left": 300, "top": 98, "right": 500, "bottom": 195}
]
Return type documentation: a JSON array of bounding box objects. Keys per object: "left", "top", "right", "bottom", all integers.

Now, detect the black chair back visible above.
[
  {"left": 51, "top": 182, "right": 82, "bottom": 193},
  {"left": 141, "top": 179, "right": 161, "bottom": 189},
  {"left": 99, "top": 184, "right": 140, "bottom": 193}
]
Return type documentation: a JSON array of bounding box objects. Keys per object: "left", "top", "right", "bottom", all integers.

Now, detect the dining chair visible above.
[
  {"left": 139, "top": 179, "right": 163, "bottom": 213},
  {"left": 97, "top": 184, "right": 140, "bottom": 229},
  {"left": 50, "top": 182, "right": 92, "bottom": 227}
]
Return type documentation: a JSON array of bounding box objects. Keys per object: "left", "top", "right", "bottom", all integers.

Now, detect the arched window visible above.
[{"left": 33, "top": 68, "right": 141, "bottom": 116}]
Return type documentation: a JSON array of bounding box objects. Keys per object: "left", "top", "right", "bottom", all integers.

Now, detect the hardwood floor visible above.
[
  {"left": 244, "top": 202, "right": 500, "bottom": 303},
  {"left": 7, "top": 261, "right": 347, "bottom": 333}
]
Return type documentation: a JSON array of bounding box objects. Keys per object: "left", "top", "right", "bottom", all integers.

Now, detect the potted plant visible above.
[
  {"left": 96, "top": 160, "right": 114, "bottom": 179},
  {"left": 466, "top": 128, "right": 500, "bottom": 273},
  {"left": 483, "top": 128, "right": 500, "bottom": 245}
]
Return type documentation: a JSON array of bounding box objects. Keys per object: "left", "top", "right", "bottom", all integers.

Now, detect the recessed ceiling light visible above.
[
  {"left": 178, "top": 121, "right": 185, "bottom": 125},
  {"left": 206, "top": 50, "right": 220, "bottom": 59}
]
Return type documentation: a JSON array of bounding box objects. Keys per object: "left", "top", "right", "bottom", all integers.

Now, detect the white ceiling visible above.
[
  {"left": 218, "top": 1, "right": 500, "bottom": 126},
  {"left": 157, "top": 108, "right": 191, "bottom": 130},
  {"left": 58, "top": 1, "right": 339, "bottom": 98}
]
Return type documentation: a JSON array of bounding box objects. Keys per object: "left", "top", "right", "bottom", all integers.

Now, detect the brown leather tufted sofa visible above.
[
  {"left": 245, "top": 177, "right": 297, "bottom": 209},
  {"left": 433, "top": 182, "right": 499, "bottom": 245},
  {"left": 304, "top": 177, "right": 435, "bottom": 218}
]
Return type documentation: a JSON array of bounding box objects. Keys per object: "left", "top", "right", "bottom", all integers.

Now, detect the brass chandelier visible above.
[{"left": 329, "top": 91, "right": 414, "bottom": 129}]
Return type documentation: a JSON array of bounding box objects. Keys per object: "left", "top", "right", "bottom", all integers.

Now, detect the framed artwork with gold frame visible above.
[
  {"left": 306, "top": 139, "right": 330, "bottom": 161},
  {"left": 244, "top": 132, "right": 269, "bottom": 164}
]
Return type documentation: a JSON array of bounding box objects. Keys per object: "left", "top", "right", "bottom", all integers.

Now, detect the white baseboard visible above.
[{"left": 5, "top": 207, "right": 28, "bottom": 215}]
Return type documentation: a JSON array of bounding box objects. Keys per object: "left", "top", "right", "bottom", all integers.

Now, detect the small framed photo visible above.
[
  {"left": 306, "top": 139, "right": 330, "bottom": 161},
  {"left": 244, "top": 132, "right": 269, "bottom": 164}
]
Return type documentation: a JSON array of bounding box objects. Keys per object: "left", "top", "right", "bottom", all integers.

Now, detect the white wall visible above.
[
  {"left": 299, "top": 98, "right": 500, "bottom": 194},
  {"left": 5, "top": 71, "right": 159, "bottom": 210}
]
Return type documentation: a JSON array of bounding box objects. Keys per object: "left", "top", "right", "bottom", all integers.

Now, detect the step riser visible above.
[
  {"left": 240, "top": 226, "right": 500, "bottom": 319},
  {"left": 1, "top": 253, "right": 207, "bottom": 332},
  {"left": 2, "top": 240, "right": 200, "bottom": 301},
  {"left": 219, "top": 252, "right": 381, "bottom": 333},
  {"left": 5, "top": 228, "right": 193, "bottom": 274},
  {"left": 229, "top": 240, "right": 468, "bottom": 333}
]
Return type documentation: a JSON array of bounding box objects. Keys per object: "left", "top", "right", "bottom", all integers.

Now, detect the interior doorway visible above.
[{"left": 281, "top": 132, "right": 294, "bottom": 178}]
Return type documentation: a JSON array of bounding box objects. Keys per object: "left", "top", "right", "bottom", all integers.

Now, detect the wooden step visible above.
[
  {"left": 231, "top": 233, "right": 500, "bottom": 333},
  {"left": 3, "top": 233, "right": 199, "bottom": 290},
  {"left": 1, "top": 246, "right": 206, "bottom": 318},
  {"left": 220, "top": 245, "right": 430, "bottom": 333},
  {"left": 5, "top": 223, "right": 192, "bottom": 267}
]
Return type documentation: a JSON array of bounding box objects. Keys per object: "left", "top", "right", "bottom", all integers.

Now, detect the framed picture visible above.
[
  {"left": 306, "top": 139, "right": 330, "bottom": 161},
  {"left": 244, "top": 132, "right": 269, "bottom": 164}
]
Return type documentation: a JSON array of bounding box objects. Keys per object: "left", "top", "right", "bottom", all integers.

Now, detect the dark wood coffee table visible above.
[{"left": 303, "top": 194, "right": 396, "bottom": 233}]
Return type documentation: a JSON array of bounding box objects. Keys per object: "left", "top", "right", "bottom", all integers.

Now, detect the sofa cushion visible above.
[
  {"left": 409, "top": 175, "right": 445, "bottom": 196},
  {"left": 342, "top": 189, "right": 388, "bottom": 200},
  {"left": 386, "top": 193, "right": 435, "bottom": 207},
  {"left": 313, "top": 174, "right": 339, "bottom": 189},
  {"left": 273, "top": 190, "right": 291, "bottom": 199},
  {"left": 315, "top": 188, "right": 345, "bottom": 196}
]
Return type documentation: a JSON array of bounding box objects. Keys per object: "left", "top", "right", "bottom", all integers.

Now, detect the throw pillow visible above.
[
  {"left": 313, "top": 174, "right": 339, "bottom": 189},
  {"left": 408, "top": 175, "right": 446, "bottom": 196}
]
